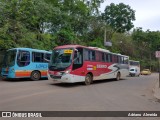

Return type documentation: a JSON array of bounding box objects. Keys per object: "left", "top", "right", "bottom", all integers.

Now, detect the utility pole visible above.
[
  {"left": 104, "top": 24, "right": 112, "bottom": 47},
  {"left": 159, "top": 58, "right": 160, "bottom": 88},
  {"left": 156, "top": 51, "right": 160, "bottom": 88},
  {"left": 104, "top": 25, "right": 106, "bottom": 45}
]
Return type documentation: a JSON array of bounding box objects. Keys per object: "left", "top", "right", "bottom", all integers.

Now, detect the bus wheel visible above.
[
  {"left": 116, "top": 72, "right": 121, "bottom": 81},
  {"left": 31, "top": 71, "right": 41, "bottom": 81},
  {"left": 85, "top": 74, "right": 92, "bottom": 85}
]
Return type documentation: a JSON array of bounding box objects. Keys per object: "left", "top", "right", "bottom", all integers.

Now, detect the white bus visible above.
[{"left": 129, "top": 60, "right": 140, "bottom": 77}]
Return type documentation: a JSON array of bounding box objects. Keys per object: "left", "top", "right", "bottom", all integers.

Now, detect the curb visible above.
[{"left": 153, "top": 79, "right": 160, "bottom": 100}]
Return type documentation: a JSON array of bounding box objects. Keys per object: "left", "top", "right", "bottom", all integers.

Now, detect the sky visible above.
[{"left": 100, "top": 0, "right": 160, "bottom": 31}]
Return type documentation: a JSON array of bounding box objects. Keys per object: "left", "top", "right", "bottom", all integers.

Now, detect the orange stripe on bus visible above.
[
  {"left": 15, "top": 71, "right": 47, "bottom": 77},
  {"left": 15, "top": 71, "right": 31, "bottom": 77},
  {"left": 41, "top": 71, "right": 47, "bottom": 76}
]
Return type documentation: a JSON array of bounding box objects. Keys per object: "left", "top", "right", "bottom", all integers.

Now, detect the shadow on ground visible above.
[
  {"left": 51, "top": 78, "right": 127, "bottom": 88},
  {"left": 0, "top": 78, "right": 48, "bottom": 82}
]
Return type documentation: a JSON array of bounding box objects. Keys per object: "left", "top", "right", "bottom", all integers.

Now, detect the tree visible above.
[
  {"left": 45, "top": 0, "right": 90, "bottom": 37},
  {"left": 132, "top": 28, "right": 160, "bottom": 70},
  {"left": 84, "top": 0, "right": 105, "bottom": 15},
  {"left": 103, "top": 3, "right": 135, "bottom": 34},
  {"left": 111, "top": 33, "right": 135, "bottom": 56},
  {"left": 0, "top": 0, "right": 54, "bottom": 49},
  {"left": 53, "top": 29, "right": 77, "bottom": 46}
]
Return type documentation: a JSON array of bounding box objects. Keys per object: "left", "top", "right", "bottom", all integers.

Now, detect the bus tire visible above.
[
  {"left": 85, "top": 74, "right": 92, "bottom": 85},
  {"left": 31, "top": 71, "right": 41, "bottom": 81},
  {"left": 116, "top": 72, "right": 121, "bottom": 81}
]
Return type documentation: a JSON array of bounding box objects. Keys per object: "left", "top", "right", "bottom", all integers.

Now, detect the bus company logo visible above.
[
  {"left": 2, "top": 112, "right": 11, "bottom": 117},
  {"left": 87, "top": 65, "right": 93, "bottom": 68},
  {"left": 97, "top": 64, "right": 107, "bottom": 68},
  {"left": 87, "top": 65, "right": 93, "bottom": 70},
  {"left": 36, "top": 64, "right": 47, "bottom": 69}
]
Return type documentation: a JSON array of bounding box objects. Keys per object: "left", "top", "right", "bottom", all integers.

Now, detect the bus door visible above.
[
  {"left": 72, "top": 48, "right": 83, "bottom": 75},
  {"left": 16, "top": 50, "right": 31, "bottom": 77}
]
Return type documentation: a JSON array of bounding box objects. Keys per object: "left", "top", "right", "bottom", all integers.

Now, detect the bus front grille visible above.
[{"left": 50, "top": 75, "right": 62, "bottom": 79}]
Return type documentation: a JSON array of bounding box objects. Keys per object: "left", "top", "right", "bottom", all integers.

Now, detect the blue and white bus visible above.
[{"left": 1, "top": 48, "right": 51, "bottom": 80}]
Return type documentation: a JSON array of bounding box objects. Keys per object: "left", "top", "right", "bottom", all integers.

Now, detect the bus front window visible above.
[
  {"left": 49, "top": 49, "right": 73, "bottom": 71},
  {"left": 2, "top": 50, "right": 17, "bottom": 67}
]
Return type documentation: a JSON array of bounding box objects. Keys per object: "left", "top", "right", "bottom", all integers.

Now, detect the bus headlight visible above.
[{"left": 65, "top": 69, "right": 71, "bottom": 74}]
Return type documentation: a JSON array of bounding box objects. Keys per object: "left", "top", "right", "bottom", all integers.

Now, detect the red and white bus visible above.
[{"left": 48, "top": 45, "right": 129, "bottom": 85}]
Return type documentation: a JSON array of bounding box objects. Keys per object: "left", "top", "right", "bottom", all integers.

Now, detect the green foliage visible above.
[
  {"left": 132, "top": 28, "right": 160, "bottom": 57},
  {"left": 53, "top": 29, "right": 77, "bottom": 46},
  {"left": 111, "top": 33, "right": 135, "bottom": 55},
  {"left": 0, "top": 39, "right": 16, "bottom": 49},
  {"left": 132, "top": 28, "right": 160, "bottom": 71},
  {"left": 89, "top": 38, "right": 104, "bottom": 48},
  {"left": 0, "top": 0, "right": 106, "bottom": 50},
  {"left": 0, "top": 0, "right": 56, "bottom": 50},
  {"left": 0, "top": 0, "right": 160, "bottom": 71},
  {"left": 103, "top": 3, "right": 135, "bottom": 33}
]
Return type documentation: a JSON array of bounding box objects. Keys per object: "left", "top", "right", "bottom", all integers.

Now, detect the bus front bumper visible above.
[{"left": 48, "top": 73, "right": 85, "bottom": 83}]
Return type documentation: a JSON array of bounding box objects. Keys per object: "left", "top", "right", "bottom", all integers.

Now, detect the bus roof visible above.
[
  {"left": 8, "top": 48, "right": 51, "bottom": 53},
  {"left": 54, "top": 45, "right": 111, "bottom": 53},
  {"left": 54, "top": 45, "right": 84, "bottom": 49},
  {"left": 88, "top": 47, "right": 110, "bottom": 53},
  {"left": 54, "top": 45, "right": 128, "bottom": 57}
]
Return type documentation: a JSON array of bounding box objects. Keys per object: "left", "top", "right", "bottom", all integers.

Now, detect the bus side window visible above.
[
  {"left": 17, "top": 51, "right": 30, "bottom": 67},
  {"left": 86, "top": 50, "right": 95, "bottom": 61},
  {"left": 84, "top": 49, "right": 95, "bottom": 61},
  {"left": 96, "top": 52, "right": 104, "bottom": 62},
  {"left": 91, "top": 51, "right": 95, "bottom": 61},
  {"left": 118, "top": 56, "right": 123, "bottom": 64},
  {"left": 88, "top": 51, "right": 92, "bottom": 61},
  {"left": 32, "top": 52, "right": 44, "bottom": 62},
  {"left": 84, "top": 49, "right": 89, "bottom": 61},
  {"left": 121, "top": 57, "right": 124, "bottom": 64},
  {"left": 96, "top": 52, "right": 99, "bottom": 61},
  {"left": 102, "top": 53, "right": 105, "bottom": 62},
  {"left": 114, "top": 55, "right": 118, "bottom": 63},
  {"left": 44, "top": 53, "right": 51, "bottom": 63},
  {"left": 46, "top": 54, "right": 51, "bottom": 60},
  {"left": 106, "top": 53, "right": 112, "bottom": 62},
  {"left": 124, "top": 57, "right": 129, "bottom": 64}
]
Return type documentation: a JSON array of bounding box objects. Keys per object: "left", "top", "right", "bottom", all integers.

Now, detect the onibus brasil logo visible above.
[{"left": 2, "top": 112, "right": 42, "bottom": 118}]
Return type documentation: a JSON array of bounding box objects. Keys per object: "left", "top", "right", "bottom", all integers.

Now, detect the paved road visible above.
[{"left": 0, "top": 74, "right": 160, "bottom": 119}]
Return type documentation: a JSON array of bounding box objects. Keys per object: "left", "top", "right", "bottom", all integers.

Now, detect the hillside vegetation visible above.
[{"left": 0, "top": 0, "right": 160, "bottom": 71}]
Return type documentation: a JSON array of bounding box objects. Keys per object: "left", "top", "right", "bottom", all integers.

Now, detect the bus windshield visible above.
[
  {"left": 130, "top": 61, "right": 139, "bottom": 66},
  {"left": 2, "top": 49, "right": 17, "bottom": 67},
  {"left": 49, "top": 48, "right": 73, "bottom": 70}
]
